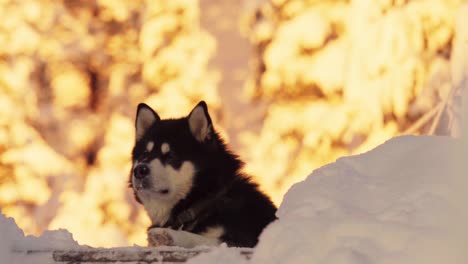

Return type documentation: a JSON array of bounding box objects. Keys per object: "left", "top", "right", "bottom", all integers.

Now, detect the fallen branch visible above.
[{"left": 15, "top": 247, "right": 253, "bottom": 263}]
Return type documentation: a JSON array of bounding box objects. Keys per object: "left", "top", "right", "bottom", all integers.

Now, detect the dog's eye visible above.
[{"left": 164, "top": 151, "right": 182, "bottom": 168}]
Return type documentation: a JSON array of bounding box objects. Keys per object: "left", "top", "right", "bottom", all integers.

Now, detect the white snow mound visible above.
[
  {"left": 0, "top": 210, "right": 80, "bottom": 263},
  {"left": 189, "top": 135, "right": 467, "bottom": 264},
  {"left": 252, "top": 135, "right": 466, "bottom": 264}
]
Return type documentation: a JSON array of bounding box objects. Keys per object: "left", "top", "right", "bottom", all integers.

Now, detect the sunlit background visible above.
[{"left": 0, "top": 0, "right": 463, "bottom": 247}]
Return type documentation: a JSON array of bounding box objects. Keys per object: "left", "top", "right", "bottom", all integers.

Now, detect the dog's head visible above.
[{"left": 130, "top": 101, "right": 217, "bottom": 214}]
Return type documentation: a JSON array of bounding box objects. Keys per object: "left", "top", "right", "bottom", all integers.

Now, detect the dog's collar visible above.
[{"left": 148, "top": 178, "right": 239, "bottom": 232}]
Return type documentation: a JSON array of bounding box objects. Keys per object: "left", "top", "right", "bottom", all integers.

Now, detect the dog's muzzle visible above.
[{"left": 133, "top": 163, "right": 170, "bottom": 194}]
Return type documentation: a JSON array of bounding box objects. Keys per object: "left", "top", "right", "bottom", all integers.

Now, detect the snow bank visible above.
[
  {"left": 0, "top": 210, "right": 80, "bottom": 263},
  {"left": 187, "top": 244, "right": 249, "bottom": 264},
  {"left": 0, "top": 211, "right": 24, "bottom": 262},
  {"left": 189, "top": 135, "right": 467, "bottom": 264},
  {"left": 252, "top": 135, "right": 466, "bottom": 264}
]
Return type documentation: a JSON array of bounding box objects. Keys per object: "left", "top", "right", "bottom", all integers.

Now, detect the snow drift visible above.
[
  {"left": 0, "top": 211, "right": 80, "bottom": 263},
  {"left": 190, "top": 135, "right": 467, "bottom": 264}
]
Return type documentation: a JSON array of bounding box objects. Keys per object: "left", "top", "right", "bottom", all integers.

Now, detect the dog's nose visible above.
[{"left": 134, "top": 164, "right": 149, "bottom": 179}]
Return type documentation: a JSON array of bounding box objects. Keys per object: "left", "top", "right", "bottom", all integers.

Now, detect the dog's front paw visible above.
[{"left": 147, "top": 228, "right": 174, "bottom": 247}]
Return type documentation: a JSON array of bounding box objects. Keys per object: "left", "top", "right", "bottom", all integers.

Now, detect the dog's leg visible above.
[{"left": 148, "top": 228, "right": 220, "bottom": 248}]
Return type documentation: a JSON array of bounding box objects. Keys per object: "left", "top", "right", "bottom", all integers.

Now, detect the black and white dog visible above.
[{"left": 130, "top": 101, "right": 277, "bottom": 248}]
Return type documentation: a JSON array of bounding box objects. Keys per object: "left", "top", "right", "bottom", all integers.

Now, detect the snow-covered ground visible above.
[{"left": 1, "top": 134, "right": 466, "bottom": 263}]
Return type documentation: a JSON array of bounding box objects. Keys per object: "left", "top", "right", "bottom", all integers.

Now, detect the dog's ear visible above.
[
  {"left": 135, "top": 103, "right": 160, "bottom": 141},
  {"left": 188, "top": 101, "right": 213, "bottom": 142}
]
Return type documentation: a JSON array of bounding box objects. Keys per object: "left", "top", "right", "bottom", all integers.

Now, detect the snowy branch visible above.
[{"left": 14, "top": 247, "right": 252, "bottom": 263}]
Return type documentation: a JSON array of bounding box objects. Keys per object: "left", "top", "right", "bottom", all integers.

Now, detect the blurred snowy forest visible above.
[{"left": 0, "top": 0, "right": 463, "bottom": 247}]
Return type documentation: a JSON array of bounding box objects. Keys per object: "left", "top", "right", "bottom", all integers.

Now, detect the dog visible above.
[{"left": 129, "top": 101, "right": 277, "bottom": 248}]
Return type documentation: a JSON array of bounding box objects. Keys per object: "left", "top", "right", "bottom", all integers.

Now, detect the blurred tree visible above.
[{"left": 242, "top": 0, "right": 463, "bottom": 203}]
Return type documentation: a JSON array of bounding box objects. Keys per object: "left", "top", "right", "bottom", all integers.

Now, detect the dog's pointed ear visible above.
[
  {"left": 135, "top": 103, "right": 160, "bottom": 141},
  {"left": 188, "top": 101, "right": 213, "bottom": 142}
]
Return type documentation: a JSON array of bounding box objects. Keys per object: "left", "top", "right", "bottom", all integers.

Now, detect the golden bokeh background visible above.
[{"left": 0, "top": 0, "right": 463, "bottom": 247}]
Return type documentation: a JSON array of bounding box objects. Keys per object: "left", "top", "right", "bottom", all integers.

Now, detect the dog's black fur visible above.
[{"left": 130, "top": 101, "right": 277, "bottom": 247}]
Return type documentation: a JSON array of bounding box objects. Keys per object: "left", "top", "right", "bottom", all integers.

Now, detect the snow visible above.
[
  {"left": 0, "top": 211, "right": 24, "bottom": 262},
  {"left": 0, "top": 208, "right": 248, "bottom": 263},
  {"left": 187, "top": 135, "right": 467, "bottom": 264},
  {"left": 250, "top": 135, "right": 466, "bottom": 264},
  {"left": 0, "top": 210, "right": 81, "bottom": 263},
  {"left": 187, "top": 244, "right": 249, "bottom": 264}
]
